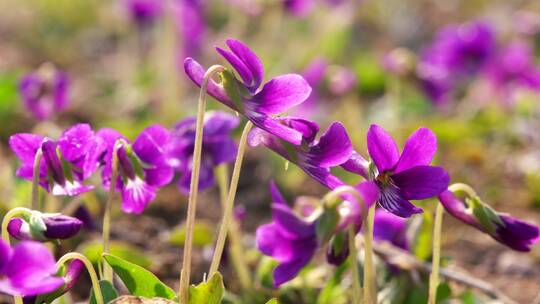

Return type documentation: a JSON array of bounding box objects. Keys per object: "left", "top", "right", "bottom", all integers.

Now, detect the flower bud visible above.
[
  {"left": 326, "top": 231, "right": 349, "bottom": 266},
  {"left": 8, "top": 212, "right": 83, "bottom": 241}
]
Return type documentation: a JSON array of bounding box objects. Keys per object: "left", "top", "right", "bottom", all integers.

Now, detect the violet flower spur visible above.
[
  {"left": 166, "top": 111, "right": 240, "bottom": 194},
  {"left": 438, "top": 190, "right": 539, "bottom": 251},
  {"left": 7, "top": 212, "right": 82, "bottom": 241},
  {"left": 345, "top": 124, "right": 450, "bottom": 218},
  {"left": 0, "top": 240, "right": 64, "bottom": 297},
  {"left": 247, "top": 118, "right": 352, "bottom": 189},
  {"left": 184, "top": 38, "right": 312, "bottom": 145},
  {"left": 256, "top": 182, "right": 318, "bottom": 287},
  {"left": 97, "top": 125, "right": 174, "bottom": 214},
  {"left": 18, "top": 64, "right": 69, "bottom": 121},
  {"left": 9, "top": 124, "right": 101, "bottom": 196}
]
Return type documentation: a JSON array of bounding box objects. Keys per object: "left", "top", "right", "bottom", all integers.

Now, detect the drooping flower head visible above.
[
  {"left": 9, "top": 124, "right": 101, "bottom": 196},
  {"left": 166, "top": 111, "right": 239, "bottom": 194},
  {"left": 0, "top": 240, "right": 64, "bottom": 297},
  {"left": 8, "top": 211, "right": 82, "bottom": 242},
  {"left": 98, "top": 125, "right": 174, "bottom": 214},
  {"left": 184, "top": 38, "right": 312, "bottom": 145},
  {"left": 343, "top": 124, "right": 449, "bottom": 218},
  {"left": 482, "top": 42, "right": 540, "bottom": 105},
  {"left": 18, "top": 63, "right": 69, "bottom": 121},
  {"left": 256, "top": 182, "right": 318, "bottom": 287},
  {"left": 124, "top": 0, "right": 164, "bottom": 28},
  {"left": 417, "top": 21, "right": 495, "bottom": 104},
  {"left": 438, "top": 190, "right": 539, "bottom": 251}
]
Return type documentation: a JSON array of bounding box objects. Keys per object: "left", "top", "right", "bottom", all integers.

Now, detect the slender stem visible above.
[
  {"left": 214, "top": 164, "right": 252, "bottom": 290},
  {"left": 363, "top": 205, "right": 376, "bottom": 304},
  {"left": 57, "top": 252, "right": 103, "bottom": 304},
  {"left": 448, "top": 183, "right": 477, "bottom": 198},
  {"left": 208, "top": 121, "right": 253, "bottom": 278},
  {"left": 179, "top": 65, "right": 225, "bottom": 304},
  {"left": 1, "top": 207, "right": 32, "bottom": 244},
  {"left": 428, "top": 203, "right": 444, "bottom": 304},
  {"left": 348, "top": 224, "right": 362, "bottom": 304},
  {"left": 31, "top": 148, "right": 43, "bottom": 210},
  {"left": 102, "top": 140, "right": 122, "bottom": 282},
  {"left": 1, "top": 207, "right": 32, "bottom": 304}
]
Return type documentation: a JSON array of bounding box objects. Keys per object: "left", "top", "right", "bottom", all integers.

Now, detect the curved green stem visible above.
[
  {"left": 57, "top": 252, "right": 103, "bottom": 304},
  {"left": 31, "top": 148, "right": 43, "bottom": 210},
  {"left": 428, "top": 203, "right": 444, "bottom": 304},
  {"left": 363, "top": 205, "right": 376, "bottom": 304},
  {"left": 1, "top": 207, "right": 32, "bottom": 244},
  {"left": 321, "top": 185, "right": 366, "bottom": 215},
  {"left": 102, "top": 140, "right": 123, "bottom": 282},
  {"left": 214, "top": 164, "right": 252, "bottom": 290},
  {"left": 208, "top": 121, "right": 253, "bottom": 278},
  {"left": 348, "top": 224, "right": 362, "bottom": 304},
  {"left": 448, "top": 183, "right": 477, "bottom": 198},
  {"left": 179, "top": 65, "right": 225, "bottom": 304}
]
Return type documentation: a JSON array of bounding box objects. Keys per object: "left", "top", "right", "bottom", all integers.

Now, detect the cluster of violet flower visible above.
[
  {"left": 384, "top": 20, "right": 540, "bottom": 107},
  {"left": 2, "top": 37, "right": 539, "bottom": 303}
]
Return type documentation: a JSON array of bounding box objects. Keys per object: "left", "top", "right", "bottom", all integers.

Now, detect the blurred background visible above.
[{"left": 0, "top": 0, "right": 540, "bottom": 303}]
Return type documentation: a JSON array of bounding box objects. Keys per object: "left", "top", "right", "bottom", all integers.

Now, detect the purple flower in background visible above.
[
  {"left": 98, "top": 125, "right": 174, "bottom": 214},
  {"left": 348, "top": 125, "right": 449, "bottom": 218},
  {"left": 19, "top": 64, "right": 69, "bottom": 121},
  {"left": 256, "top": 182, "right": 318, "bottom": 286},
  {"left": 8, "top": 212, "right": 83, "bottom": 242},
  {"left": 166, "top": 111, "right": 239, "bottom": 194},
  {"left": 438, "top": 190, "right": 540, "bottom": 251},
  {"left": 381, "top": 48, "right": 415, "bottom": 77},
  {"left": 9, "top": 124, "right": 101, "bottom": 196},
  {"left": 173, "top": 0, "right": 206, "bottom": 58},
  {"left": 248, "top": 118, "right": 352, "bottom": 189},
  {"left": 0, "top": 240, "right": 64, "bottom": 297},
  {"left": 482, "top": 42, "right": 540, "bottom": 104},
  {"left": 125, "top": 0, "right": 164, "bottom": 27},
  {"left": 283, "top": 0, "right": 315, "bottom": 17},
  {"left": 184, "top": 39, "right": 312, "bottom": 145},
  {"left": 373, "top": 209, "right": 409, "bottom": 250},
  {"left": 295, "top": 58, "right": 328, "bottom": 116},
  {"left": 417, "top": 21, "right": 495, "bottom": 104},
  {"left": 328, "top": 66, "right": 357, "bottom": 96}
]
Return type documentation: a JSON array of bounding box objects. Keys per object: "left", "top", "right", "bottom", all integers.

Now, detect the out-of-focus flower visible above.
[
  {"left": 223, "top": 0, "right": 262, "bottom": 16},
  {"left": 7, "top": 212, "right": 83, "bottom": 242},
  {"left": 256, "top": 182, "right": 318, "bottom": 286},
  {"left": 438, "top": 190, "right": 540, "bottom": 252},
  {"left": 248, "top": 118, "right": 352, "bottom": 189},
  {"left": 18, "top": 64, "right": 69, "bottom": 121},
  {"left": 513, "top": 11, "right": 540, "bottom": 36},
  {"left": 124, "top": 0, "right": 164, "bottom": 27},
  {"left": 173, "top": 0, "right": 206, "bottom": 58},
  {"left": 98, "top": 125, "right": 174, "bottom": 214},
  {"left": 417, "top": 21, "right": 495, "bottom": 105},
  {"left": 482, "top": 42, "right": 540, "bottom": 105},
  {"left": 345, "top": 124, "right": 449, "bottom": 218},
  {"left": 373, "top": 209, "right": 409, "bottom": 250},
  {"left": 73, "top": 205, "right": 96, "bottom": 231},
  {"left": 296, "top": 58, "right": 328, "bottom": 116},
  {"left": 0, "top": 240, "right": 64, "bottom": 297},
  {"left": 328, "top": 66, "right": 357, "bottom": 96},
  {"left": 283, "top": 0, "right": 315, "bottom": 17},
  {"left": 184, "top": 38, "right": 312, "bottom": 145},
  {"left": 381, "top": 48, "right": 416, "bottom": 77},
  {"left": 166, "top": 111, "right": 239, "bottom": 194},
  {"left": 9, "top": 124, "right": 101, "bottom": 196}
]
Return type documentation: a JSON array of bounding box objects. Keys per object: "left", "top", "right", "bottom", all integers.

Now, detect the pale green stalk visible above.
[
  {"left": 348, "top": 224, "right": 362, "bottom": 304},
  {"left": 179, "top": 65, "right": 225, "bottom": 304},
  {"left": 57, "top": 252, "right": 103, "bottom": 304},
  {"left": 363, "top": 205, "right": 376, "bottom": 304},
  {"left": 208, "top": 121, "right": 253, "bottom": 279},
  {"left": 428, "top": 203, "right": 444, "bottom": 304}
]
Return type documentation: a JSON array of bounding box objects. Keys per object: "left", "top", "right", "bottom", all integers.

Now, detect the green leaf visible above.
[
  {"left": 81, "top": 241, "right": 152, "bottom": 269},
  {"left": 188, "top": 273, "right": 225, "bottom": 304},
  {"left": 413, "top": 211, "right": 433, "bottom": 260},
  {"left": 103, "top": 254, "right": 176, "bottom": 300},
  {"left": 436, "top": 282, "right": 452, "bottom": 303},
  {"left": 89, "top": 280, "right": 119, "bottom": 304},
  {"left": 316, "top": 206, "right": 340, "bottom": 244},
  {"left": 460, "top": 290, "right": 483, "bottom": 304},
  {"left": 170, "top": 221, "right": 215, "bottom": 247},
  {"left": 265, "top": 299, "right": 279, "bottom": 304}
]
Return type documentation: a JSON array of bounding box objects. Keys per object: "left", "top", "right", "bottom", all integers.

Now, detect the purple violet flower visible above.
[
  {"left": 0, "top": 240, "right": 64, "bottom": 297},
  {"left": 124, "top": 0, "right": 164, "bottom": 27},
  {"left": 166, "top": 111, "right": 240, "bottom": 194},
  {"left": 283, "top": 0, "right": 315, "bottom": 17},
  {"left": 417, "top": 21, "right": 495, "bottom": 105},
  {"left": 9, "top": 124, "right": 101, "bottom": 196},
  {"left": 173, "top": 0, "right": 206, "bottom": 58},
  {"left": 97, "top": 125, "right": 174, "bottom": 214},
  {"left": 256, "top": 182, "right": 318, "bottom": 286},
  {"left": 438, "top": 190, "right": 540, "bottom": 252},
  {"left": 8, "top": 212, "right": 83, "bottom": 242},
  {"left": 344, "top": 124, "right": 449, "bottom": 218},
  {"left": 184, "top": 39, "right": 312, "bottom": 145},
  {"left": 18, "top": 64, "right": 69, "bottom": 121},
  {"left": 247, "top": 118, "right": 352, "bottom": 189}
]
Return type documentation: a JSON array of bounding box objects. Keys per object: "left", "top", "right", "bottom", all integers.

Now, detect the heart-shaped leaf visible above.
[
  {"left": 103, "top": 254, "right": 176, "bottom": 300},
  {"left": 188, "top": 273, "right": 224, "bottom": 304}
]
